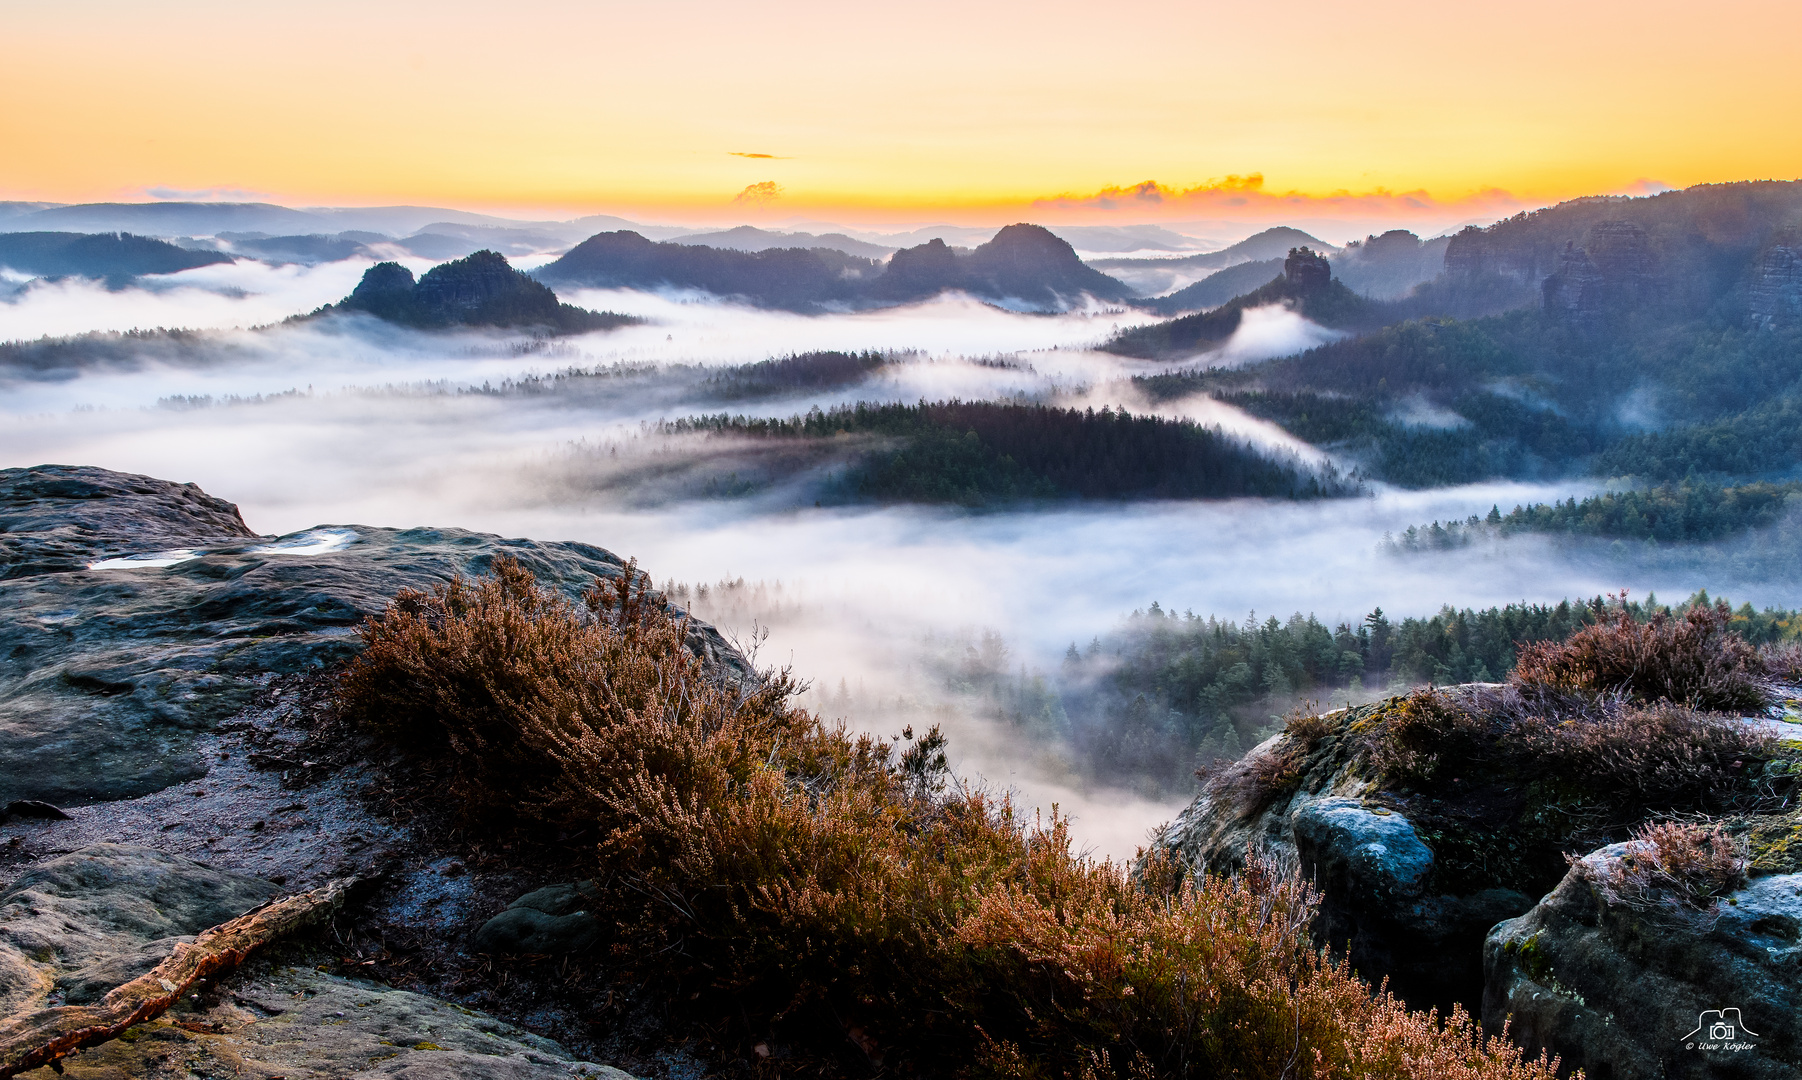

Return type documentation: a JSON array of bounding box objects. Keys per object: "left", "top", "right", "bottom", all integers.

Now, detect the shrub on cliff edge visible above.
[
  {"left": 1512, "top": 601, "right": 1768, "bottom": 711},
  {"left": 337, "top": 558, "right": 1566, "bottom": 1080}
]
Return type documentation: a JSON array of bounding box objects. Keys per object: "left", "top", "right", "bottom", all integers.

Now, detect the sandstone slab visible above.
[
  {"left": 0, "top": 465, "right": 742, "bottom": 807},
  {"left": 1485, "top": 844, "right": 1802, "bottom": 1080}
]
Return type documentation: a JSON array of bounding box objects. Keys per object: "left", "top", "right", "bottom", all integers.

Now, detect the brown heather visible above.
[
  {"left": 1575, "top": 821, "right": 1749, "bottom": 925},
  {"left": 1512, "top": 601, "right": 1768, "bottom": 712},
  {"left": 337, "top": 558, "right": 1567, "bottom": 1080},
  {"left": 1359, "top": 683, "right": 1777, "bottom": 811},
  {"left": 1201, "top": 705, "right": 1336, "bottom": 818}
]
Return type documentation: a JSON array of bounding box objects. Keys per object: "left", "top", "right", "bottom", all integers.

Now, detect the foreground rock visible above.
[
  {"left": 20, "top": 961, "right": 629, "bottom": 1080},
  {"left": 473, "top": 883, "right": 602, "bottom": 956},
  {"left": 1155, "top": 697, "right": 1540, "bottom": 1012},
  {"left": 1486, "top": 839, "right": 1802, "bottom": 1079},
  {"left": 0, "top": 465, "right": 743, "bottom": 806},
  {"left": 0, "top": 844, "right": 622, "bottom": 1080},
  {"left": 0, "top": 465, "right": 737, "bottom": 1075},
  {"left": 1154, "top": 683, "right": 1802, "bottom": 1075},
  {"left": 0, "top": 844, "right": 279, "bottom": 1017}
]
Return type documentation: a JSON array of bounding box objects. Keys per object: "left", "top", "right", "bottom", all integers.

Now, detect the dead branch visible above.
[{"left": 0, "top": 875, "right": 358, "bottom": 1078}]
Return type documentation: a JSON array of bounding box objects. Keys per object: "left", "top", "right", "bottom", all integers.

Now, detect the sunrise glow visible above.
[{"left": 6, "top": 0, "right": 1800, "bottom": 227}]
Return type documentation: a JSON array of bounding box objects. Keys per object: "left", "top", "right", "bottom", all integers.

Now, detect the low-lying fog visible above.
[{"left": 6, "top": 262, "right": 1796, "bottom": 859}]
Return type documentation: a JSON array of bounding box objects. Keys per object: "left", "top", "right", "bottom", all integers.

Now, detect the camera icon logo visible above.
[{"left": 1684, "top": 1008, "right": 1758, "bottom": 1051}]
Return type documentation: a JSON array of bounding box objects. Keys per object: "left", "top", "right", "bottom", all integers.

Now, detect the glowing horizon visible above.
[{"left": 5, "top": 0, "right": 1800, "bottom": 231}]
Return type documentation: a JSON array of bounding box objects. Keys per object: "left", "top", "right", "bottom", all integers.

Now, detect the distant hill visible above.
[
  {"left": 1138, "top": 259, "right": 1282, "bottom": 315},
  {"left": 1090, "top": 226, "right": 1331, "bottom": 278},
  {"left": 15, "top": 202, "right": 325, "bottom": 237},
  {"left": 1330, "top": 230, "right": 1453, "bottom": 300},
  {"left": 1044, "top": 224, "right": 1212, "bottom": 255},
  {"left": 316, "top": 250, "right": 634, "bottom": 334},
  {"left": 538, "top": 222, "right": 1132, "bottom": 311},
  {"left": 0, "top": 202, "right": 60, "bottom": 227},
  {"left": 666, "top": 226, "right": 896, "bottom": 260},
  {"left": 0, "top": 232, "right": 234, "bottom": 280},
  {"left": 537, "top": 232, "right": 882, "bottom": 311},
  {"left": 1104, "top": 247, "right": 1382, "bottom": 359},
  {"left": 1411, "top": 180, "right": 1802, "bottom": 319},
  {"left": 218, "top": 233, "right": 375, "bottom": 265},
  {"left": 397, "top": 222, "right": 574, "bottom": 258},
  {"left": 0, "top": 201, "right": 661, "bottom": 244},
  {"left": 870, "top": 223, "right": 1135, "bottom": 306}
]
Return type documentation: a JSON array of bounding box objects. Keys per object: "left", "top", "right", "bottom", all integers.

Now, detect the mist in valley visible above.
[{"left": 6, "top": 259, "right": 1797, "bottom": 858}]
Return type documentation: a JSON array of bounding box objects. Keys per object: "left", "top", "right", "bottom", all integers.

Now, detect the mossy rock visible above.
[{"left": 1745, "top": 809, "right": 1802, "bottom": 875}]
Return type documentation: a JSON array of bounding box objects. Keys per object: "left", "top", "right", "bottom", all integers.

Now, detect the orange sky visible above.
[{"left": 5, "top": 0, "right": 1800, "bottom": 227}]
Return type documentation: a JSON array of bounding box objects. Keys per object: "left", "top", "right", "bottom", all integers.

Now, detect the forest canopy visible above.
[{"left": 667, "top": 400, "right": 1351, "bottom": 505}]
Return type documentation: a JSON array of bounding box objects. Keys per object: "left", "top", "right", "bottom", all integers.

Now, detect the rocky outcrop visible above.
[
  {"left": 0, "top": 465, "right": 752, "bottom": 1076},
  {"left": 1282, "top": 246, "right": 1331, "bottom": 291},
  {"left": 1158, "top": 685, "right": 1802, "bottom": 1074},
  {"left": 1750, "top": 233, "right": 1802, "bottom": 328},
  {"left": 1485, "top": 840, "right": 1802, "bottom": 1079},
  {"left": 1, "top": 465, "right": 257, "bottom": 580},
  {"left": 1541, "top": 220, "right": 1662, "bottom": 322},
  {"left": 0, "top": 845, "right": 625, "bottom": 1080},
  {"left": 0, "top": 465, "right": 745, "bottom": 806},
  {"left": 1155, "top": 705, "right": 1538, "bottom": 1012}
]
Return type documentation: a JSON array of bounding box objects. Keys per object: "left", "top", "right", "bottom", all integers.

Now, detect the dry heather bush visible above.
[
  {"left": 1201, "top": 705, "right": 1333, "bottom": 817},
  {"left": 336, "top": 556, "right": 804, "bottom": 826},
  {"left": 1575, "top": 821, "right": 1748, "bottom": 924},
  {"left": 1762, "top": 641, "right": 1802, "bottom": 682},
  {"left": 1512, "top": 602, "right": 1767, "bottom": 712},
  {"left": 1363, "top": 689, "right": 1492, "bottom": 785},
  {"left": 1364, "top": 686, "right": 1777, "bottom": 806},
  {"left": 339, "top": 560, "right": 1566, "bottom": 1080}
]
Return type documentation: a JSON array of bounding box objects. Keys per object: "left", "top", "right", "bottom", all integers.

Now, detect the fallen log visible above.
[{"left": 0, "top": 875, "right": 357, "bottom": 1078}]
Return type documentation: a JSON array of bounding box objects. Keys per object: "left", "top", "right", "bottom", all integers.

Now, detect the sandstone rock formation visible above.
[
  {"left": 1154, "top": 700, "right": 1537, "bottom": 1013},
  {"left": 1541, "top": 220, "right": 1662, "bottom": 322},
  {"left": 1282, "top": 246, "right": 1332, "bottom": 291},
  {"left": 1154, "top": 686, "right": 1802, "bottom": 1077},
  {"left": 0, "top": 465, "right": 743, "bottom": 807},
  {"left": 1750, "top": 232, "right": 1802, "bottom": 328},
  {"left": 1486, "top": 841, "right": 1802, "bottom": 1079},
  {"left": 0, "top": 466, "right": 752, "bottom": 1076},
  {"left": 326, "top": 251, "right": 631, "bottom": 334}
]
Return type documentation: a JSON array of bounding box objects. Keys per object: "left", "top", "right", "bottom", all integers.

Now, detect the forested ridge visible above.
[
  {"left": 943, "top": 591, "right": 1802, "bottom": 793},
  {"left": 667, "top": 400, "right": 1349, "bottom": 504},
  {"left": 1104, "top": 265, "right": 1386, "bottom": 358},
  {"left": 700, "top": 350, "right": 890, "bottom": 399},
  {"left": 1384, "top": 482, "right": 1802, "bottom": 550},
  {"left": 1110, "top": 182, "right": 1802, "bottom": 489}
]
